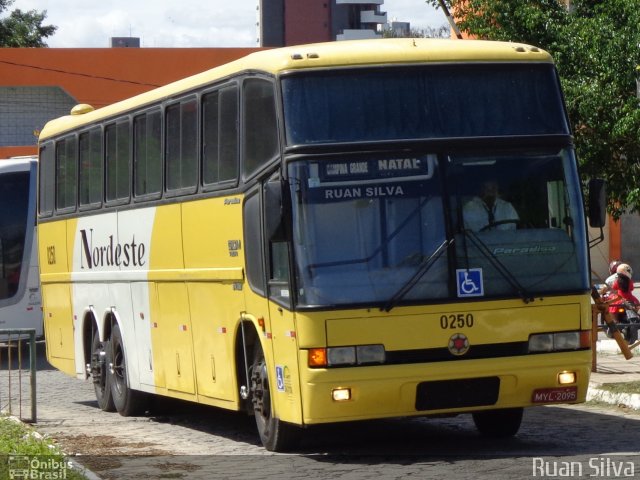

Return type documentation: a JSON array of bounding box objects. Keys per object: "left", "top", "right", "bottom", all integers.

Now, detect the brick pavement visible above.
[
  {"left": 33, "top": 366, "right": 268, "bottom": 456},
  {"left": 25, "top": 336, "right": 640, "bottom": 456},
  {"left": 3, "top": 337, "right": 638, "bottom": 479}
]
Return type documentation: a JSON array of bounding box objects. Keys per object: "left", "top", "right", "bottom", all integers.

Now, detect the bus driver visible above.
[{"left": 463, "top": 179, "right": 519, "bottom": 232}]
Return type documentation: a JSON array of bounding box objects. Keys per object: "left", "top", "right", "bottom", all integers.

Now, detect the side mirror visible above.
[
  {"left": 588, "top": 179, "right": 606, "bottom": 228},
  {"left": 264, "top": 178, "right": 285, "bottom": 241}
]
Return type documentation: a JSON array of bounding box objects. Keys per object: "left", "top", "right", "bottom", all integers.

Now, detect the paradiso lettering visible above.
[{"left": 80, "top": 229, "right": 146, "bottom": 269}]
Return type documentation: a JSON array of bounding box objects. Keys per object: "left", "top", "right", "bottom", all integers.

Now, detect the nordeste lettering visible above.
[{"left": 80, "top": 229, "right": 146, "bottom": 269}]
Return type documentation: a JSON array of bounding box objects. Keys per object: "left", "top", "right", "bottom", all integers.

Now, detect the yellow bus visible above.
[{"left": 37, "top": 39, "right": 603, "bottom": 451}]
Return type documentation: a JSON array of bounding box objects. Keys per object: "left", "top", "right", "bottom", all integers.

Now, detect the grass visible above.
[
  {"left": 597, "top": 381, "right": 640, "bottom": 395},
  {"left": 0, "top": 415, "right": 87, "bottom": 479}
]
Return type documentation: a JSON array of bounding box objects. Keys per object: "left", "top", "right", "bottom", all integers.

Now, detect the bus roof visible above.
[
  {"left": 0, "top": 156, "right": 37, "bottom": 173},
  {"left": 39, "top": 38, "right": 552, "bottom": 141}
]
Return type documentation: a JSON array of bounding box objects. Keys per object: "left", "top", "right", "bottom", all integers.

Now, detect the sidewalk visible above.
[{"left": 587, "top": 335, "right": 640, "bottom": 409}]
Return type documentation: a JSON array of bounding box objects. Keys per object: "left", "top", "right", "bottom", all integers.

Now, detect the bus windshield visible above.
[
  {"left": 281, "top": 63, "right": 569, "bottom": 146},
  {"left": 0, "top": 171, "right": 29, "bottom": 300},
  {"left": 287, "top": 149, "right": 589, "bottom": 308}
]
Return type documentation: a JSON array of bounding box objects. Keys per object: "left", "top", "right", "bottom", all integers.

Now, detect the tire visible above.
[
  {"left": 624, "top": 324, "right": 639, "bottom": 344},
  {"left": 91, "top": 330, "right": 115, "bottom": 412},
  {"left": 109, "top": 323, "right": 148, "bottom": 416},
  {"left": 604, "top": 324, "right": 615, "bottom": 339},
  {"left": 249, "top": 341, "right": 300, "bottom": 452},
  {"left": 472, "top": 407, "right": 523, "bottom": 438}
]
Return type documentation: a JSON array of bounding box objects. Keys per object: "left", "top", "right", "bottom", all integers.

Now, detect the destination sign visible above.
[
  {"left": 309, "top": 156, "right": 434, "bottom": 186},
  {"left": 304, "top": 155, "right": 436, "bottom": 203}
]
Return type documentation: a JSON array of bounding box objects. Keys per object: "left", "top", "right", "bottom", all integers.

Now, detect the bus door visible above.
[
  {"left": 264, "top": 175, "right": 303, "bottom": 422},
  {"left": 243, "top": 178, "right": 303, "bottom": 424}
]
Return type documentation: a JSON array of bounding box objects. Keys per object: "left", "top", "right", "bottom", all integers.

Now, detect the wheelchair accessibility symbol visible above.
[
  {"left": 276, "top": 366, "right": 285, "bottom": 392},
  {"left": 456, "top": 268, "right": 484, "bottom": 298}
]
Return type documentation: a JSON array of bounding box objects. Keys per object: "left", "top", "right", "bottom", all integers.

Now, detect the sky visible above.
[{"left": 9, "top": 0, "right": 448, "bottom": 48}]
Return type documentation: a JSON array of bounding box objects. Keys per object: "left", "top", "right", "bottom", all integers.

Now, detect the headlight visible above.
[
  {"left": 356, "top": 345, "right": 386, "bottom": 364},
  {"left": 308, "top": 344, "right": 386, "bottom": 367},
  {"left": 327, "top": 347, "right": 356, "bottom": 366},
  {"left": 528, "top": 333, "right": 553, "bottom": 352},
  {"left": 528, "top": 331, "right": 589, "bottom": 353},
  {"left": 553, "top": 332, "right": 580, "bottom": 350}
]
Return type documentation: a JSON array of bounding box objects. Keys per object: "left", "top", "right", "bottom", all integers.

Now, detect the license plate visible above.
[{"left": 531, "top": 386, "right": 578, "bottom": 403}]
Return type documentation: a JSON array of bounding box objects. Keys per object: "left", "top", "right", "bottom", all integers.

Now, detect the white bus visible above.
[{"left": 0, "top": 156, "right": 42, "bottom": 336}]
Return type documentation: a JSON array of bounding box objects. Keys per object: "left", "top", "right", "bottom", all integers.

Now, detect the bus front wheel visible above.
[
  {"left": 472, "top": 407, "right": 523, "bottom": 438},
  {"left": 249, "top": 341, "right": 299, "bottom": 452},
  {"left": 109, "top": 323, "right": 148, "bottom": 416},
  {"left": 90, "top": 330, "right": 115, "bottom": 412}
]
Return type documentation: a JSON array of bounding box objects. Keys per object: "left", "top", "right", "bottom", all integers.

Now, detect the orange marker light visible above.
[{"left": 308, "top": 348, "right": 327, "bottom": 367}]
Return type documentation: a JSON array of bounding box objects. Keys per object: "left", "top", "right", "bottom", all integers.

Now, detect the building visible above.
[
  {"left": 0, "top": 46, "right": 260, "bottom": 158},
  {"left": 259, "top": 0, "right": 387, "bottom": 46},
  {"left": 389, "top": 21, "right": 411, "bottom": 37},
  {"left": 110, "top": 37, "right": 141, "bottom": 48}
]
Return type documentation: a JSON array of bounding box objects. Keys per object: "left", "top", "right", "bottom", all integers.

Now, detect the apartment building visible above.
[{"left": 259, "top": 0, "right": 387, "bottom": 46}]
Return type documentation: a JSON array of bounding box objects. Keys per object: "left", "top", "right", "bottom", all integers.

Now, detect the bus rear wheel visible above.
[
  {"left": 472, "top": 407, "right": 523, "bottom": 438},
  {"left": 249, "top": 341, "right": 299, "bottom": 452},
  {"left": 90, "top": 330, "right": 115, "bottom": 412},
  {"left": 109, "top": 323, "right": 148, "bottom": 416}
]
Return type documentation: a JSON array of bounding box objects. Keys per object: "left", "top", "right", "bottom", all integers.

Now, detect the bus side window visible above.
[
  {"left": 243, "top": 78, "right": 278, "bottom": 178},
  {"left": 134, "top": 109, "right": 162, "bottom": 198},
  {"left": 243, "top": 189, "right": 266, "bottom": 296},
  {"left": 166, "top": 97, "right": 198, "bottom": 194},
  {"left": 79, "top": 127, "right": 103, "bottom": 207},
  {"left": 105, "top": 119, "right": 131, "bottom": 203},
  {"left": 268, "top": 241, "right": 291, "bottom": 307},
  {"left": 38, "top": 143, "right": 55, "bottom": 217},
  {"left": 55, "top": 136, "right": 77, "bottom": 212},
  {"left": 202, "top": 85, "right": 238, "bottom": 188}
]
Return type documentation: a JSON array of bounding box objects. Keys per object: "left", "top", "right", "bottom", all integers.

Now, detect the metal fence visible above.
[{"left": 0, "top": 328, "right": 36, "bottom": 423}]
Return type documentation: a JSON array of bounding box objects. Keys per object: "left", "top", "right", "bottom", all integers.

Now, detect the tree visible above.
[
  {"left": 382, "top": 25, "right": 450, "bottom": 39},
  {"left": 0, "top": 0, "right": 56, "bottom": 47},
  {"left": 427, "top": 0, "right": 640, "bottom": 218}
]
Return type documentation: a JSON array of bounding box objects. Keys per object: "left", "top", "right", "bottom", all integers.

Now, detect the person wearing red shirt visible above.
[{"left": 611, "top": 263, "right": 639, "bottom": 304}]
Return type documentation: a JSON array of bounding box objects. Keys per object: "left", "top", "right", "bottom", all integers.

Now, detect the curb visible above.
[
  {"left": 591, "top": 338, "right": 640, "bottom": 410},
  {"left": 596, "top": 338, "right": 629, "bottom": 354},
  {"left": 587, "top": 386, "right": 640, "bottom": 411}
]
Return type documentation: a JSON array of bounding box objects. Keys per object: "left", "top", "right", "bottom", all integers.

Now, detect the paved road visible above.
[{"left": 19, "top": 343, "right": 640, "bottom": 479}]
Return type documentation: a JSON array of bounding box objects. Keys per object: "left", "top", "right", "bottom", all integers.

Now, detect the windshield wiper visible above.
[
  {"left": 381, "top": 238, "right": 452, "bottom": 312},
  {"left": 461, "top": 229, "right": 534, "bottom": 303}
]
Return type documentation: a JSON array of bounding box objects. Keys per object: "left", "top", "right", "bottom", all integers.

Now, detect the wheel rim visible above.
[
  {"left": 91, "top": 335, "right": 107, "bottom": 395},
  {"left": 251, "top": 357, "right": 272, "bottom": 427},
  {"left": 112, "top": 340, "right": 126, "bottom": 396}
]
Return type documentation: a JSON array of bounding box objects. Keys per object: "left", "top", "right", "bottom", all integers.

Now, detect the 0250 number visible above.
[{"left": 440, "top": 313, "right": 474, "bottom": 329}]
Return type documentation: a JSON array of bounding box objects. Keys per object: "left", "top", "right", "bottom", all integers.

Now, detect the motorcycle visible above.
[{"left": 604, "top": 298, "right": 640, "bottom": 344}]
